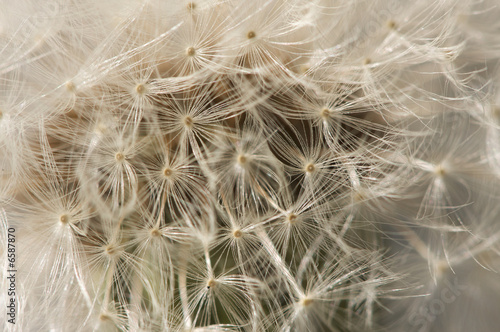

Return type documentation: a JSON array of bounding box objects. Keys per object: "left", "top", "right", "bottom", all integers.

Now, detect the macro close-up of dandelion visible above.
[{"left": 2, "top": 0, "right": 500, "bottom": 331}]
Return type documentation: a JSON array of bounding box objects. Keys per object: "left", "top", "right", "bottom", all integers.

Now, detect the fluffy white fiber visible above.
[{"left": 1, "top": 0, "right": 500, "bottom": 331}]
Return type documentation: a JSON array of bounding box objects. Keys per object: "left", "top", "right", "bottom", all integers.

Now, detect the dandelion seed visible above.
[
  {"left": 135, "top": 83, "right": 146, "bottom": 95},
  {"left": 186, "top": 47, "right": 196, "bottom": 57},
  {"left": 386, "top": 20, "right": 397, "bottom": 30},
  {"left": 115, "top": 152, "right": 125, "bottom": 162},
  {"left": 232, "top": 229, "right": 243, "bottom": 238},
  {"left": 105, "top": 244, "right": 121, "bottom": 257},
  {"left": 206, "top": 279, "right": 217, "bottom": 289},
  {"left": 300, "top": 297, "right": 314, "bottom": 307},
  {"left": 434, "top": 164, "right": 446, "bottom": 177},
  {"left": 237, "top": 154, "right": 247, "bottom": 166},
  {"left": 7, "top": 1, "right": 500, "bottom": 330},
  {"left": 99, "top": 313, "right": 112, "bottom": 321},
  {"left": 320, "top": 107, "right": 330, "bottom": 119},
  {"left": 65, "top": 81, "right": 76, "bottom": 93},
  {"left": 150, "top": 228, "right": 162, "bottom": 237},
  {"left": 305, "top": 163, "right": 316, "bottom": 174},
  {"left": 163, "top": 167, "right": 174, "bottom": 177},
  {"left": 287, "top": 213, "right": 298, "bottom": 224},
  {"left": 59, "top": 214, "right": 70, "bottom": 224}
]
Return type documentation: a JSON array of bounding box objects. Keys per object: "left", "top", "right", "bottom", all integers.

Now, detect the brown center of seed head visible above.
[
  {"left": 184, "top": 116, "right": 193, "bottom": 127},
  {"left": 321, "top": 108, "right": 330, "bottom": 118},
  {"left": 163, "top": 167, "right": 173, "bottom": 177},
  {"left": 135, "top": 83, "right": 146, "bottom": 95},
  {"left": 247, "top": 31, "right": 256, "bottom": 39},
  {"left": 233, "top": 229, "right": 243, "bottom": 238},
  {"left": 386, "top": 20, "right": 396, "bottom": 30},
  {"left": 105, "top": 244, "right": 119, "bottom": 256},
  {"left": 115, "top": 152, "right": 125, "bottom": 161},
  {"left": 99, "top": 313, "right": 111, "bottom": 321},
  {"left": 237, "top": 154, "right": 247, "bottom": 165},
  {"left": 151, "top": 228, "right": 161, "bottom": 237},
  {"left": 186, "top": 47, "right": 196, "bottom": 56},
  {"left": 59, "top": 214, "right": 69, "bottom": 224},
  {"left": 65, "top": 81, "right": 75, "bottom": 92},
  {"left": 301, "top": 297, "right": 314, "bottom": 307},
  {"left": 305, "top": 163, "right": 315, "bottom": 173}
]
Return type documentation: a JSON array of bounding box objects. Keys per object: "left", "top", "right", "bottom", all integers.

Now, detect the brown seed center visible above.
[
  {"left": 59, "top": 214, "right": 69, "bottom": 224},
  {"left": 151, "top": 228, "right": 161, "bottom": 237},
  {"left": 115, "top": 152, "right": 125, "bottom": 161},
  {"left": 320, "top": 108, "right": 330, "bottom": 119},
  {"left": 65, "top": 81, "right": 76, "bottom": 92},
  {"left": 301, "top": 298, "right": 314, "bottom": 307},
  {"left": 434, "top": 165, "right": 446, "bottom": 177},
  {"left": 184, "top": 116, "right": 194, "bottom": 127},
  {"left": 105, "top": 244, "right": 119, "bottom": 256},
  {"left": 163, "top": 167, "right": 173, "bottom": 177},
  {"left": 135, "top": 83, "right": 146, "bottom": 95},
  {"left": 186, "top": 47, "right": 196, "bottom": 56},
  {"left": 207, "top": 279, "right": 217, "bottom": 289},
  {"left": 237, "top": 154, "right": 247, "bottom": 165},
  {"left": 305, "top": 163, "right": 315, "bottom": 173},
  {"left": 115, "top": 152, "right": 125, "bottom": 162}
]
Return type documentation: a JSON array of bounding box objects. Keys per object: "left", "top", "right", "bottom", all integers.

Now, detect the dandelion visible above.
[{"left": 3, "top": 0, "right": 500, "bottom": 331}]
